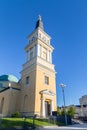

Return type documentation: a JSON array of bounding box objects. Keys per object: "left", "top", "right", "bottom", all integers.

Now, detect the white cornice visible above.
[
  {"left": 40, "top": 89, "right": 56, "bottom": 96},
  {"left": 27, "top": 27, "right": 51, "bottom": 39}
]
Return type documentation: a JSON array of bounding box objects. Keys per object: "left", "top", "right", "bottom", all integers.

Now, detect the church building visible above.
[{"left": 0, "top": 16, "right": 57, "bottom": 117}]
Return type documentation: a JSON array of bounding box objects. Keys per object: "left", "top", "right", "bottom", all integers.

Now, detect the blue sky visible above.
[{"left": 0, "top": 0, "right": 87, "bottom": 106}]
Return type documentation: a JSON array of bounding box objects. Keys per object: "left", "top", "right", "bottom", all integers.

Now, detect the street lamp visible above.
[{"left": 60, "top": 83, "right": 67, "bottom": 125}]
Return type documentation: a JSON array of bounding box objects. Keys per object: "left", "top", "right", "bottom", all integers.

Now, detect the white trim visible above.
[
  {"left": 37, "top": 44, "right": 40, "bottom": 56},
  {"left": 47, "top": 50, "right": 49, "bottom": 62},
  {"left": 40, "top": 89, "right": 55, "bottom": 96}
]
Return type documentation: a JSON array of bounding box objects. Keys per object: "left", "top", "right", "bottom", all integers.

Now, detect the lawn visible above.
[{"left": 0, "top": 117, "right": 56, "bottom": 129}]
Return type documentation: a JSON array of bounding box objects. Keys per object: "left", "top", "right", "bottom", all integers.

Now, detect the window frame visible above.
[
  {"left": 44, "top": 76, "right": 49, "bottom": 85},
  {"left": 26, "top": 76, "right": 30, "bottom": 85}
]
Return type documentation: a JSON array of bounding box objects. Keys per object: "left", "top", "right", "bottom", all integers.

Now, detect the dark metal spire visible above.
[{"left": 35, "top": 15, "right": 44, "bottom": 30}]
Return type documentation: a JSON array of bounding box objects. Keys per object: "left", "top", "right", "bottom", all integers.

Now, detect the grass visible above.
[{"left": 0, "top": 117, "right": 56, "bottom": 129}]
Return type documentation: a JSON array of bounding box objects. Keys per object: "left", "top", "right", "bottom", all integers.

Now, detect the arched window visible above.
[
  {"left": 23, "top": 95, "right": 28, "bottom": 111},
  {"left": 0, "top": 97, "right": 4, "bottom": 113}
]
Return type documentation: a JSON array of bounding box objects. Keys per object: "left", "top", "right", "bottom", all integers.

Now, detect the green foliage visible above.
[
  {"left": 67, "top": 106, "right": 76, "bottom": 117},
  {"left": 61, "top": 108, "right": 65, "bottom": 116},
  {"left": 57, "top": 107, "right": 66, "bottom": 116},
  {"left": 57, "top": 107, "right": 61, "bottom": 115},
  {"left": 11, "top": 112, "right": 22, "bottom": 118},
  {"left": 57, "top": 106, "right": 76, "bottom": 117}
]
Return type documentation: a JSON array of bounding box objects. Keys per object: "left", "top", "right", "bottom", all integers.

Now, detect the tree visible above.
[
  {"left": 67, "top": 106, "right": 76, "bottom": 117},
  {"left": 61, "top": 108, "right": 65, "bottom": 116},
  {"left": 57, "top": 107, "right": 61, "bottom": 115}
]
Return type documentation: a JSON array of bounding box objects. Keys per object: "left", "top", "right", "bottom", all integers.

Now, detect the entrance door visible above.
[{"left": 45, "top": 101, "right": 51, "bottom": 117}]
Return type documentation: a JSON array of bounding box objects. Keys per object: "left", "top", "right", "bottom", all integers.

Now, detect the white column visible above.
[
  {"left": 40, "top": 45, "right": 42, "bottom": 58},
  {"left": 47, "top": 50, "right": 49, "bottom": 62},
  {"left": 49, "top": 51, "right": 52, "bottom": 63},
  {"left": 41, "top": 98, "right": 45, "bottom": 117},
  {"left": 51, "top": 100, "right": 54, "bottom": 115},
  {"left": 37, "top": 44, "right": 40, "bottom": 56},
  {"left": 40, "top": 45, "right": 44, "bottom": 58}
]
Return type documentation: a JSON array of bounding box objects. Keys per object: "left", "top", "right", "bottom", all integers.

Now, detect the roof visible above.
[
  {"left": 0, "top": 87, "right": 9, "bottom": 93},
  {"left": 0, "top": 74, "right": 19, "bottom": 83},
  {"left": 35, "top": 15, "right": 44, "bottom": 30},
  {"left": 0, "top": 86, "right": 20, "bottom": 93}
]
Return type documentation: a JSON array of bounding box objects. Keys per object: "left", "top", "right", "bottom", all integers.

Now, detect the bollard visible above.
[
  {"left": 23, "top": 116, "right": 29, "bottom": 130},
  {"left": 0, "top": 114, "right": 2, "bottom": 126},
  {"left": 32, "top": 114, "right": 37, "bottom": 129}
]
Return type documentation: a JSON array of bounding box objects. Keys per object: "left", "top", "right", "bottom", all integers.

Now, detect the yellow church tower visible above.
[{"left": 20, "top": 16, "right": 57, "bottom": 117}]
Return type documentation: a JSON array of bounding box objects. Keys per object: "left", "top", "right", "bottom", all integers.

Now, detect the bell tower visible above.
[{"left": 20, "top": 16, "right": 57, "bottom": 117}]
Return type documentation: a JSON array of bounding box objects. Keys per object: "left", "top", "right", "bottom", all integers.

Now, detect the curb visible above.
[{"left": 43, "top": 125, "right": 58, "bottom": 128}]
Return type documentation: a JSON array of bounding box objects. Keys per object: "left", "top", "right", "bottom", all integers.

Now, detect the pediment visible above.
[{"left": 40, "top": 89, "right": 55, "bottom": 96}]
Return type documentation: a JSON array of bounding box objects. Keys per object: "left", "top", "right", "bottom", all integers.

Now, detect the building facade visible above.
[
  {"left": 79, "top": 95, "right": 87, "bottom": 117},
  {"left": 0, "top": 75, "right": 21, "bottom": 116},
  {"left": 79, "top": 95, "right": 87, "bottom": 106},
  {"left": 0, "top": 16, "right": 57, "bottom": 117},
  {"left": 59, "top": 94, "right": 87, "bottom": 118}
]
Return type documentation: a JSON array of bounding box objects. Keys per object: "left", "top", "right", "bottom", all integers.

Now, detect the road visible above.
[{"left": 38, "top": 123, "right": 87, "bottom": 130}]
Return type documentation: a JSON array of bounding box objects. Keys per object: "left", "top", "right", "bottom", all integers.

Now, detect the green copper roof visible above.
[{"left": 0, "top": 74, "right": 18, "bottom": 83}]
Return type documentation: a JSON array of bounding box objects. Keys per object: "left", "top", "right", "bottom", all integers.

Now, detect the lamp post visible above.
[{"left": 60, "top": 83, "right": 67, "bottom": 125}]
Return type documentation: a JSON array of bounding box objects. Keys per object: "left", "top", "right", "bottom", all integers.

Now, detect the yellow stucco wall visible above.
[
  {"left": 34, "top": 65, "right": 57, "bottom": 116},
  {"left": 0, "top": 88, "right": 20, "bottom": 116}
]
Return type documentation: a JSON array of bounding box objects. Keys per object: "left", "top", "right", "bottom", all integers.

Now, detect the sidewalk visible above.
[{"left": 43, "top": 123, "right": 87, "bottom": 129}]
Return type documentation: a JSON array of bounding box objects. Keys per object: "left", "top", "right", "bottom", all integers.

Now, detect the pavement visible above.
[{"left": 42, "top": 123, "right": 87, "bottom": 129}]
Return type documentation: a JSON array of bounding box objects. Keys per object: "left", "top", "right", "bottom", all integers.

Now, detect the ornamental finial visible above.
[
  {"left": 38, "top": 15, "right": 41, "bottom": 21},
  {"left": 35, "top": 15, "right": 44, "bottom": 30}
]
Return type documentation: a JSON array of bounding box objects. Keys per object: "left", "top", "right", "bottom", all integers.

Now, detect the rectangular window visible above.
[
  {"left": 26, "top": 76, "right": 30, "bottom": 85},
  {"left": 45, "top": 76, "right": 49, "bottom": 85},
  {"left": 30, "top": 47, "right": 33, "bottom": 60}
]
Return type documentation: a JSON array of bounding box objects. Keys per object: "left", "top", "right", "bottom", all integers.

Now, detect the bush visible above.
[
  {"left": 11, "top": 112, "right": 22, "bottom": 118},
  {"left": 67, "top": 106, "right": 76, "bottom": 117}
]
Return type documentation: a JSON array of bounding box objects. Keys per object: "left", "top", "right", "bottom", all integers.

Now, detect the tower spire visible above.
[
  {"left": 38, "top": 15, "right": 41, "bottom": 21},
  {"left": 35, "top": 15, "right": 44, "bottom": 30}
]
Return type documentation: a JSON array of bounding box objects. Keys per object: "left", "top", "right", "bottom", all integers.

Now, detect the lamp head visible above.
[{"left": 60, "top": 83, "right": 66, "bottom": 88}]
